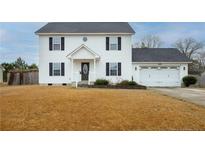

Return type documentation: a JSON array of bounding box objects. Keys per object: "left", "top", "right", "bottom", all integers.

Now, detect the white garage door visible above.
[{"left": 139, "top": 66, "right": 180, "bottom": 87}]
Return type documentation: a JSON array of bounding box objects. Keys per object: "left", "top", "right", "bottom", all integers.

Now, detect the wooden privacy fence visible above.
[{"left": 8, "top": 70, "right": 38, "bottom": 85}]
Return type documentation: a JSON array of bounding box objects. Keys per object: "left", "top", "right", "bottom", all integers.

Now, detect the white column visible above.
[{"left": 94, "top": 59, "right": 96, "bottom": 81}]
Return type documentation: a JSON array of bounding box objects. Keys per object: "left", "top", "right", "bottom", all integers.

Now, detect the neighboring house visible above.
[
  {"left": 0, "top": 65, "right": 4, "bottom": 83},
  {"left": 35, "top": 22, "right": 191, "bottom": 87}
]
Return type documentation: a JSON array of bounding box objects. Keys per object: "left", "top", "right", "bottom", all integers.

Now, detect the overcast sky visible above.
[{"left": 1, "top": 22, "right": 205, "bottom": 64}]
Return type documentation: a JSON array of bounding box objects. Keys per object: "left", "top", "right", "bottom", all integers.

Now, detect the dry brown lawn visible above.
[{"left": 1, "top": 85, "right": 205, "bottom": 131}]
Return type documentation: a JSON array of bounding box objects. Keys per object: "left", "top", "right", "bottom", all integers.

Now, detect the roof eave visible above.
[
  {"left": 35, "top": 32, "right": 135, "bottom": 35},
  {"left": 132, "top": 61, "right": 192, "bottom": 64}
]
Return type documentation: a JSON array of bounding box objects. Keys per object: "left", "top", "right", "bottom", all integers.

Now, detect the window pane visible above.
[
  {"left": 54, "top": 70, "right": 60, "bottom": 76},
  {"left": 53, "top": 37, "right": 61, "bottom": 44},
  {"left": 53, "top": 44, "right": 60, "bottom": 50},
  {"left": 110, "top": 37, "right": 117, "bottom": 44},
  {"left": 170, "top": 66, "right": 178, "bottom": 69},
  {"left": 53, "top": 63, "right": 60, "bottom": 76},
  {"left": 110, "top": 70, "right": 117, "bottom": 76},
  {"left": 141, "top": 67, "right": 148, "bottom": 69},
  {"left": 110, "top": 63, "right": 118, "bottom": 76},
  {"left": 110, "top": 44, "right": 117, "bottom": 50},
  {"left": 151, "top": 67, "right": 158, "bottom": 69},
  {"left": 53, "top": 63, "right": 60, "bottom": 69},
  {"left": 160, "top": 67, "right": 168, "bottom": 69}
]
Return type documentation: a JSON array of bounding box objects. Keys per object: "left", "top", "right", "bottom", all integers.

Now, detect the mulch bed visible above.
[{"left": 87, "top": 84, "right": 147, "bottom": 89}]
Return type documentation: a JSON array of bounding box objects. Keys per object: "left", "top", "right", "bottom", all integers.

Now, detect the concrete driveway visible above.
[{"left": 152, "top": 88, "right": 205, "bottom": 106}]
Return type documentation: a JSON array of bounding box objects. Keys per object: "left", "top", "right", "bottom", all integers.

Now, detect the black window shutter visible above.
[
  {"left": 118, "top": 37, "right": 121, "bottom": 50},
  {"left": 118, "top": 62, "right": 121, "bottom": 76},
  {"left": 49, "top": 63, "right": 53, "bottom": 76},
  {"left": 61, "top": 37, "right": 64, "bottom": 51},
  {"left": 61, "top": 63, "right": 65, "bottom": 76},
  {"left": 49, "top": 37, "right": 53, "bottom": 51},
  {"left": 106, "top": 63, "right": 109, "bottom": 76},
  {"left": 106, "top": 37, "right": 109, "bottom": 50}
]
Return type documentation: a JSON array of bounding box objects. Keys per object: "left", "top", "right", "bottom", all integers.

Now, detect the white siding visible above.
[
  {"left": 38, "top": 34, "right": 189, "bottom": 87},
  {"left": 38, "top": 35, "right": 132, "bottom": 84}
]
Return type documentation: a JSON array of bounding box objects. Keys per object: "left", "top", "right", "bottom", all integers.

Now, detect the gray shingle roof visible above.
[
  {"left": 132, "top": 48, "right": 191, "bottom": 62},
  {"left": 35, "top": 22, "right": 135, "bottom": 34}
]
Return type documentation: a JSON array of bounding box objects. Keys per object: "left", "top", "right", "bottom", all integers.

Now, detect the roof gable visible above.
[{"left": 66, "top": 44, "right": 100, "bottom": 59}]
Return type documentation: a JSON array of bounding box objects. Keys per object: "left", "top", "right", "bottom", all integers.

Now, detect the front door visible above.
[{"left": 81, "top": 63, "right": 89, "bottom": 81}]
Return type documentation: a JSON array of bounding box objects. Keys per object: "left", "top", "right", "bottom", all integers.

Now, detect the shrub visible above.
[
  {"left": 117, "top": 80, "right": 137, "bottom": 86},
  {"left": 128, "top": 81, "right": 137, "bottom": 86},
  {"left": 94, "top": 79, "right": 109, "bottom": 85},
  {"left": 90, "top": 80, "right": 146, "bottom": 89},
  {"left": 117, "top": 80, "right": 129, "bottom": 86},
  {"left": 182, "top": 76, "right": 197, "bottom": 87}
]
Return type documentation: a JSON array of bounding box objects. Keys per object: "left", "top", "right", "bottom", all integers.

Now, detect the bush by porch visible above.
[{"left": 90, "top": 79, "right": 146, "bottom": 89}]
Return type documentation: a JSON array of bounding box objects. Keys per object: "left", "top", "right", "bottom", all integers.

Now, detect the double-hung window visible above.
[
  {"left": 106, "top": 37, "right": 121, "bottom": 51},
  {"left": 49, "top": 37, "right": 64, "bottom": 51},
  {"left": 106, "top": 62, "right": 121, "bottom": 76},
  {"left": 49, "top": 62, "right": 65, "bottom": 76},
  {"left": 109, "top": 37, "right": 118, "bottom": 50},
  {"left": 53, "top": 37, "right": 61, "bottom": 50},
  {"left": 53, "top": 63, "right": 61, "bottom": 76},
  {"left": 110, "top": 63, "right": 118, "bottom": 76}
]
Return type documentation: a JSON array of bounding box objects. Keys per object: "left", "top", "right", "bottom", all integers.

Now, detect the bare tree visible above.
[
  {"left": 134, "top": 35, "right": 162, "bottom": 48},
  {"left": 198, "top": 52, "right": 205, "bottom": 68},
  {"left": 173, "top": 38, "right": 204, "bottom": 59}
]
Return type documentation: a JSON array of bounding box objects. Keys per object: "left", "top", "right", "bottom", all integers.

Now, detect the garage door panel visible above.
[{"left": 139, "top": 67, "right": 180, "bottom": 87}]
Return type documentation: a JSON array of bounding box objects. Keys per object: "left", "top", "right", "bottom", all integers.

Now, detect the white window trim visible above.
[
  {"left": 53, "top": 62, "right": 61, "bottom": 76},
  {"left": 109, "top": 62, "right": 118, "bottom": 76},
  {"left": 53, "top": 37, "right": 61, "bottom": 51}
]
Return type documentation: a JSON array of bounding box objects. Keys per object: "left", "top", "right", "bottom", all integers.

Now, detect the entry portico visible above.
[{"left": 66, "top": 44, "right": 100, "bottom": 84}]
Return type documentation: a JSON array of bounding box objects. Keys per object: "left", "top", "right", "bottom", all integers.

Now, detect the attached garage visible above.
[
  {"left": 132, "top": 48, "right": 191, "bottom": 87},
  {"left": 139, "top": 66, "right": 180, "bottom": 87}
]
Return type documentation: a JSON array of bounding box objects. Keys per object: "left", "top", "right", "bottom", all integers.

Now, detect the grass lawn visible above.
[{"left": 1, "top": 85, "right": 205, "bottom": 131}]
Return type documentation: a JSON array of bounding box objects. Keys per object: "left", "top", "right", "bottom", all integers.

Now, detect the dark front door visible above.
[{"left": 81, "top": 63, "right": 89, "bottom": 81}]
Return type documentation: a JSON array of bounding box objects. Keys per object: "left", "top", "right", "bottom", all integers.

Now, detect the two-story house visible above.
[{"left": 35, "top": 22, "right": 191, "bottom": 87}]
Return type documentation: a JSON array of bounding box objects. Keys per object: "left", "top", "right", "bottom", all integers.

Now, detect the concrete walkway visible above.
[{"left": 152, "top": 88, "right": 205, "bottom": 107}]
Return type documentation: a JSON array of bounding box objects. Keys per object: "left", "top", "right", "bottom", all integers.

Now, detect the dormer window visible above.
[{"left": 53, "top": 37, "right": 61, "bottom": 50}]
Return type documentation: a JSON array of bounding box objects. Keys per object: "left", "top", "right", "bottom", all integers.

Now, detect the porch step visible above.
[
  {"left": 78, "top": 84, "right": 89, "bottom": 88},
  {"left": 78, "top": 81, "right": 89, "bottom": 85},
  {"left": 71, "top": 81, "right": 87, "bottom": 87},
  {"left": 71, "top": 81, "right": 94, "bottom": 87}
]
